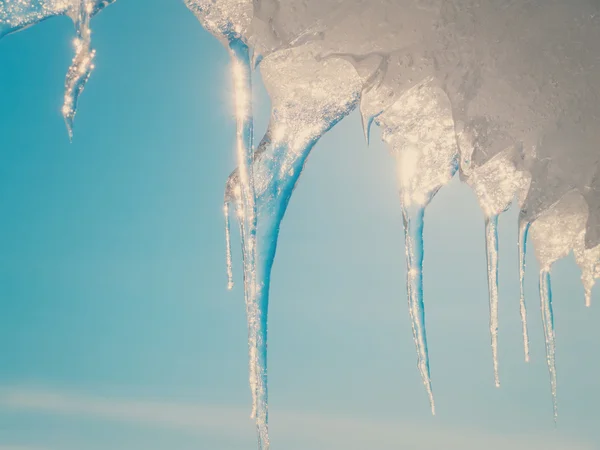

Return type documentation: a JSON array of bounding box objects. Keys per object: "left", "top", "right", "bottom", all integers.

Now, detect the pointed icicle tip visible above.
[
  {"left": 582, "top": 274, "right": 595, "bottom": 308},
  {"left": 360, "top": 111, "right": 374, "bottom": 146},
  {"left": 66, "top": 123, "right": 74, "bottom": 143},
  {"left": 61, "top": 1, "right": 96, "bottom": 144},
  {"left": 63, "top": 109, "right": 75, "bottom": 142},
  {"left": 251, "top": 50, "right": 264, "bottom": 70},
  {"left": 585, "top": 289, "right": 592, "bottom": 308}
]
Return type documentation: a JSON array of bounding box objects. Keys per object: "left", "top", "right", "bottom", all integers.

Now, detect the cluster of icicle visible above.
[
  {"left": 185, "top": 1, "right": 600, "bottom": 447},
  {"left": 2, "top": 1, "right": 600, "bottom": 449}
]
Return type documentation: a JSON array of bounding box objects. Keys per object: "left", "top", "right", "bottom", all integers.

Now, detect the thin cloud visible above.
[
  {"left": 0, "top": 388, "right": 250, "bottom": 437},
  {"left": 0, "top": 447, "right": 49, "bottom": 450},
  {"left": 0, "top": 386, "right": 593, "bottom": 450}
]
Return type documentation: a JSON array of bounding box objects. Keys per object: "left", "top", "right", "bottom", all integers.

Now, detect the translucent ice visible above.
[
  {"left": 376, "top": 80, "right": 458, "bottom": 412},
  {"left": 0, "top": 0, "right": 116, "bottom": 137},
  {"left": 233, "top": 45, "right": 361, "bottom": 448}
]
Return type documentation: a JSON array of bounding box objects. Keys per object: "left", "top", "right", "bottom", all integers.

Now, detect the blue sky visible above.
[{"left": 0, "top": 1, "right": 598, "bottom": 449}]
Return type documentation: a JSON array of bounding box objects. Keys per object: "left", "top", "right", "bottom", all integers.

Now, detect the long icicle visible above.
[
  {"left": 231, "top": 193, "right": 256, "bottom": 415},
  {"left": 401, "top": 203, "right": 435, "bottom": 414},
  {"left": 518, "top": 218, "right": 531, "bottom": 361},
  {"left": 251, "top": 137, "right": 321, "bottom": 449},
  {"left": 484, "top": 214, "right": 500, "bottom": 387},
  {"left": 539, "top": 269, "right": 558, "bottom": 422},
  {"left": 227, "top": 37, "right": 263, "bottom": 442},
  {"left": 224, "top": 202, "right": 234, "bottom": 290}
]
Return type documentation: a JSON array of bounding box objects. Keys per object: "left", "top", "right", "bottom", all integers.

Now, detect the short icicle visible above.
[
  {"left": 518, "top": 218, "right": 531, "bottom": 361},
  {"left": 224, "top": 202, "right": 234, "bottom": 290},
  {"left": 63, "top": 0, "right": 96, "bottom": 140},
  {"left": 539, "top": 269, "right": 558, "bottom": 422},
  {"left": 582, "top": 269, "right": 594, "bottom": 308},
  {"left": 401, "top": 203, "right": 435, "bottom": 415},
  {"left": 484, "top": 214, "right": 500, "bottom": 387}
]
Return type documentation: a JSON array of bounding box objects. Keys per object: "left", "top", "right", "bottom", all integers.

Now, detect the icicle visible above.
[
  {"left": 360, "top": 109, "right": 376, "bottom": 146},
  {"left": 401, "top": 203, "right": 435, "bottom": 415},
  {"left": 518, "top": 218, "right": 531, "bottom": 361},
  {"left": 242, "top": 112, "right": 348, "bottom": 448},
  {"left": 224, "top": 202, "right": 234, "bottom": 290},
  {"left": 249, "top": 139, "right": 314, "bottom": 450},
  {"left": 226, "top": 36, "right": 265, "bottom": 446},
  {"left": 63, "top": 0, "right": 96, "bottom": 140},
  {"left": 582, "top": 269, "right": 596, "bottom": 308},
  {"left": 484, "top": 214, "right": 500, "bottom": 387},
  {"left": 233, "top": 197, "right": 259, "bottom": 421},
  {"left": 539, "top": 269, "right": 558, "bottom": 422},
  {"left": 359, "top": 55, "right": 389, "bottom": 145},
  {"left": 575, "top": 248, "right": 599, "bottom": 308}
]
